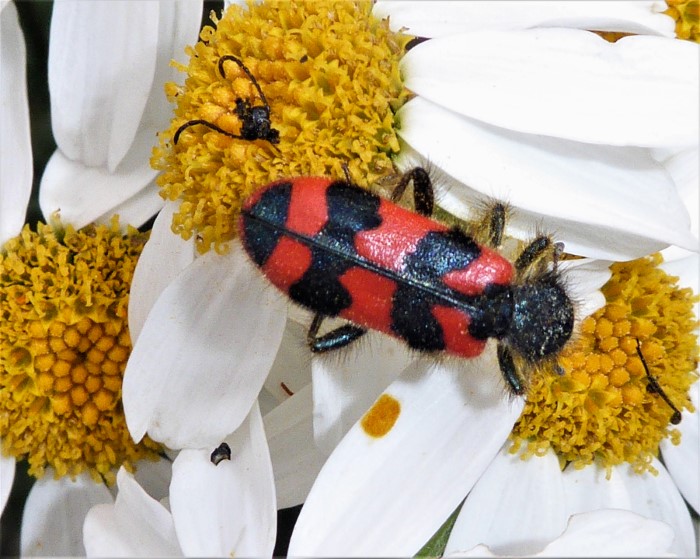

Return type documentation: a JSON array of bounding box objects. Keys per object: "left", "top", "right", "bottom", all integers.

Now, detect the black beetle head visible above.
[{"left": 507, "top": 274, "right": 574, "bottom": 363}]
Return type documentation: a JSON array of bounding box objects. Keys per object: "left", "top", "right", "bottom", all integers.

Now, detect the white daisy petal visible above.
[
  {"left": 131, "top": 457, "right": 174, "bottom": 506},
  {"left": 374, "top": 1, "right": 674, "bottom": 38},
  {"left": 537, "top": 509, "right": 675, "bottom": 558},
  {"left": 93, "top": 180, "right": 165, "bottom": 231},
  {"left": 398, "top": 97, "right": 695, "bottom": 260},
  {"left": 39, "top": 149, "right": 157, "bottom": 229},
  {"left": 562, "top": 459, "right": 696, "bottom": 557},
  {"left": 402, "top": 29, "right": 698, "bottom": 147},
  {"left": 658, "top": 148, "right": 700, "bottom": 261},
  {"left": 21, "top": 471, "right": 112, "bottom": 556},
  {"left": 559, "top": 259, "right": 613, "bottom": 320},
  {"left": 661, "top": 379, "right": 699, "bottom": 515},
  {"left": 123, "top": 244, "right": 287, "bottom": 449},
  {"left": 312, "top": 331, "right": 415, "bottom": 455},
  {"left": 48, "top": 1, "right": 159, "bottom": 170},
  {"left": 0, "top": 452, "right": 15, "bottom": 514},
  {"left": 170, "top": 403, "right": 276, "bottom": 557},
  {"left": 263, "top": 317, "right": 313, "bottom": 404},
  {"left": 445, "top": 447, "right": 566, "bottom": 556},
  {"left": 450, "top": 509, "right": 675, "bottom": 557},
  {"left": 288, "top": 354, "right": 524, "bottom": 556},
  {"left": 0, "top": 1, "right": 32, "bottom": 246},
  {"left": 139, "top": 0, "right": 204, "bottom": 138},
  {"left": 263, "top": 384, "right": 326, "bottom": 509},
  {"left": 83, "top": 468, "right": 181, "bottom": 557},
  {"left": 128, "top": 201, "right": 195, "bottom": 343}
]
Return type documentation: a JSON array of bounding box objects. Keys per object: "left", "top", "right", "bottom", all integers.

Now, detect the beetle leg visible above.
[
  {"left": 307, "top": 313, "right": 367, "bottom": 353},
  {"left": 497, "top": 343, "right": 525, "bottom": 396},
  {"left": 390, "top": 167, "right": 434, "bottom": 217},
  {"left": 513, "top": 234, "right": 559, "bottom": 281}
]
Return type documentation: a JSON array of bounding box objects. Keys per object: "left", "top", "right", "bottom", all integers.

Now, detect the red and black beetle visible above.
[{"left": 238, "top": 167, "right": 575, "bottom": 395}]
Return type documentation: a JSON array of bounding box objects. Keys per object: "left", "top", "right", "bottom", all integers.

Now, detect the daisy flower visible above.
[
  {"left": 83, "top": 403, "right": 276, "bottom": 557},
  {"left": 450, "top": 509, "right": 676, "bottom": 557},
  {"left": 38, "top": 0, "right": 203, "bottom": 230},
  {"left": 120, "top": 0, "right": 698, "bottom": 555},
  {"left": 286, "top": 2, "right": 699, "bottom": 556},
  {"left": 0, "top": 1, "right": 201, "bottom": 554}
]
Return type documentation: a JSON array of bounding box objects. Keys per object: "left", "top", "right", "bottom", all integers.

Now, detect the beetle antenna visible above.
[
  {"left": 635, "top": 339, "right": 682, "bottom": 424},
  {"left": 174, "top": 119, "right": 248, "bottom": 145},
  {"left": 218, "top": 55, "right": 270, "bottom": 109}
]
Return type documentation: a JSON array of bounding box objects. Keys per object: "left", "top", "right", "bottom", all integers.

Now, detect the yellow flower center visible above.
[
  {"left": 152, "top": 0, "right": 412, "bottom": 254},
  {"left": 665, "top": 0, "right": 700, "bottom": 42},
  {"left": 511, "top": 254, "right": 698, "bottom": 476},
  {"left": 0, "top": 218, "right": 161, "bottom": 485}
]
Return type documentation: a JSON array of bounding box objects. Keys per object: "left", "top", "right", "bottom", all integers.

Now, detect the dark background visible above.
[{"left": 1, "top": 2, "right": 300, "bottom": 555}]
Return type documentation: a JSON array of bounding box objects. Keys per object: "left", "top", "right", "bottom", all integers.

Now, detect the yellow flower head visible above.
[
  {"left": 0, "top": 217, "right": 160, "bottom": 485},
  {"left": 666, "top": 0, "right": 700, "bottom": 42},
  {"left": 511, "top": 254, "right": 698, "bottom": 476},
  {"left": 152, "top": 0, "right": 412, "bottom": 254}
]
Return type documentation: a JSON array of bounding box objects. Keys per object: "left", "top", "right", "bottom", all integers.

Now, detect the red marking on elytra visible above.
[
  {"left": 339, "top": 267, "right": 397, "bottom": 331},
  {"left": 443, "top": 248, "right": 513, "bottom": 296},
  {"left": 432, "top": 305, "right": 486, "bottom": 358},
  {"left": 287, "top": 178, "right": 330, "bottom": 236},
  {"left": 355, "top": 199, "right": 447, "bottom": 272},
  {"left": 263, "top": 237, "right": 312, "bottom": 291}
]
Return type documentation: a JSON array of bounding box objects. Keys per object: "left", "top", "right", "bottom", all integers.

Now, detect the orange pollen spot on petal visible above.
[{"left": 361, "top": 393, "right": 401, "bottom": 438}]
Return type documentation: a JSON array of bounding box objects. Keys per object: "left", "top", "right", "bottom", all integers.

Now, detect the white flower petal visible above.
[
  {"left": 312, "top": 331, "right": 415, "bottom": 455},
  {"left": 658, "top": 148, "right": 700, "bottom": 261},
  {"left": 537, "top": 510, "right": 675, "bottom": 558},
  {"left": 661, "top": 379, "right": 699, "bottom": 515},
  {"left": 374, "top": 1, "right": 674, "bottom": 38},
  {"left": 170, "top": 403, "right": 276, "bottom": 557},
  {"left": 131, "top": 457, "right": 174, "bottom": 506},
  {"left": 263, "top": 316, "right": 313, "bottom": 403},
  {"left": 402, "top": 29, "right": 698, "bottom": 147},
  {"left": 83, "top": 468, "right": 181, "bottom": 557},
  {"left": 94, "top": 180, "right": 165, "bottom": 231},
  {"left": 263, "top": 384, "right": 325, "bottom": 509},
  {"left": 48, "top": 1, "right": 159, "bottom": 170},
  {"left": 0, "top": 1, "right": 32, "bottom": 246},
  {"left": 398, "top": 97, "right": 695, "bottom": 260},
  {"left": 288, "top": 353, "right": 524, "bottom": 556},
  {"left": 123, "top": 244, "right": 287, "bottom": 449},
  {"left": 562, "top": 460, "right": 696, "bottom": 556},
  {"left": 21, "top": 471, "right": 112, "bottom": 556},
  {"left": 445, "top": 447, "right": 567, "bottom": 556},
  {"left": 138, "top": 0, "right": 204, "bottom": 142},
  {"left": 560, "top": 258, "right": 612, "bottom": 320},
  {"left": 0, "top": 452, "right": 15, "bottom": 514},
  {"left": 128, "top": 201, "right": 195, "bottom": 343},
  {"left": 450, "top": 509, "right": 675, "bottom": 558},
  {"left": 39, "top": 149, "right": 157, "bottom": 229}
]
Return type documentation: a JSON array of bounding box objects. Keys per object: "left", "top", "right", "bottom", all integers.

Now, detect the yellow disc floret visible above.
[
  {"left": 511, "top": 254, "right": 698, "bottom": 476},
  {"left": 152, "top": 0, "right": 412, "bottom": 254},
  {"left": 0, "top": 217, "right": 161, "bottom": 484},
  {"left": 666, "top": 0, "right": 700, "bottom": 42}
]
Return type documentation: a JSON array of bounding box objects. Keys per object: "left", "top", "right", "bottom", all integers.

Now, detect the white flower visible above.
[
  {"left": 39, "top": 0, "right": 202, "bottom": 230},
  {"left": 449, "top": 509, "right": 675, "bottom": 558},
  {"left": 119, "top": 2, "right": 698, "bottom": 556},
  {"left": 0, "top": 1, "right": 32, "bottom": 247},
  {"left": 377, "top": 2, "right": 698, "bottom": 261},
  {"left": 0, "top": 1, "right": 203, "bottom": 555},
  {"left": 283, "top": 3, "right": 699, "bottom": 556},
  {"left": 122, "top": 202, "right": 288, "bottom": 450},
  {"left": 83, "top": 403, "right": 276, "bottom": 557}
]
